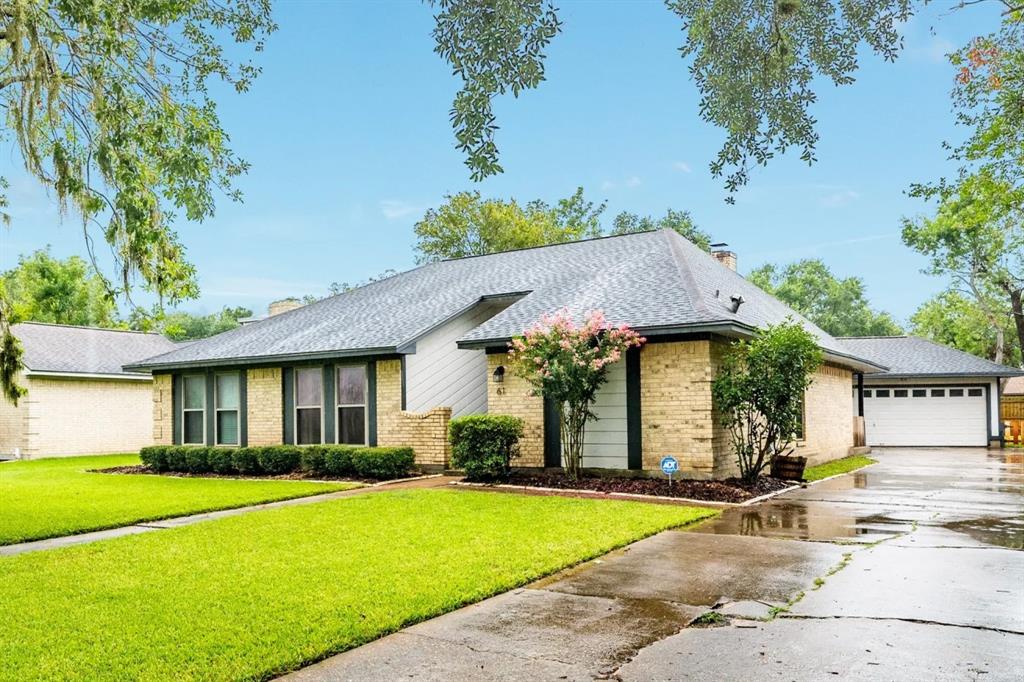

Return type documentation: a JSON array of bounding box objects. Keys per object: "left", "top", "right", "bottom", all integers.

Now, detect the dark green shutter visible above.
[
  {"left": 205, "top": 370, "right": 216, "bottom": 446},
  {"left": 367, "top": 361, "right": 377, "bottom": 446},
  {"left": 543, "top": 396, "right": 561, "bottom": 468},
  {"left": 323, "top": 365, "right": 336, "bottom": 444},
  {"left": 238, "top": 370, "right": 248, "bottom": 447},
  {"left": 626, "top": 347, "right": 642, "bottom": 470},
  {"left": 282, "top": 367, "right": 294, "bottom": 444},
  {"left": 171, "top": 374, "right": 182, "bottom": 445}
]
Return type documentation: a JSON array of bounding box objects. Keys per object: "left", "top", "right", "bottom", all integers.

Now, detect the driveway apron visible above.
[{"left": 286, "top": 448, "right": 1024, "bottom": 681}]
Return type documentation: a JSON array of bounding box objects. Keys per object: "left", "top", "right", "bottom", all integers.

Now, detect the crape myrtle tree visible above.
[
  {"left": 711, "top": 321, "right": 822, "bottom": 482},
  {"left": 0, "top": 1, "right": 276, "bottom": 403},
  {"left": 508, "top": 309, "right": 644, "bottom": 480}
]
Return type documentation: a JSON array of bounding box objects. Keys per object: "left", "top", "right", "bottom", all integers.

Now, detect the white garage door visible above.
[{"left": 863, "top": 386, "right": 988, "bottom": 447}]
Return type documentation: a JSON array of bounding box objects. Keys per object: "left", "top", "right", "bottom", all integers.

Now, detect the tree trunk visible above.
[{"left": 1008, "top": 287, "right": 1024, "bottom": 366}]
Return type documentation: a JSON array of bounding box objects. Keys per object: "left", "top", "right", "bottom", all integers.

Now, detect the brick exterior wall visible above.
[
  {"left": 152, "top": 373, "right": 173, "bottom": 445},
  {"left": 486, "top": 352, "right": 545, "bottom": 467},
  {"left": 639, "top": 340, "right": 720, "bottom": 478},
  {"left": 375, "top": 359, "right": 452, "bottom": 468},
  {"left": 0, "top": 372, "right": 29, "bottom": 456},
  {"left": 247, "top": 367, "right": 283, "bottom": 446},
  {"left": 11, "top": 375, "right": 155, "bottom": 457},
  {"left": 798, "top": 363, "right": 855, "bottom": 466}
]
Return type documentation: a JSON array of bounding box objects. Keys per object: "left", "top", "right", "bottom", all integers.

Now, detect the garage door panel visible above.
[{"left": 864, "top": 386, "right": 987, "bottom": 447}]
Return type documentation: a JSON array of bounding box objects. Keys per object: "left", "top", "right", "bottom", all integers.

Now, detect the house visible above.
[
  {"left": 0, "top": 323, "right": 180, "bottom": 458},
  {"left": 839, "top": 336, "right": 1023, "bottom": 448},
  {"left": 128, "top": 229, "right": 889, "bottom": 479}
]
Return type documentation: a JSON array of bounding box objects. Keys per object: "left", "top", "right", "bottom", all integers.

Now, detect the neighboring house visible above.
[
  {"left": 128, "top": 229, "right": 886, "bottom": 479},
  {"left": 840, "top": 336, "right": 1023, "bottom": 448},
  {"left": 0, "top": 323, "right": 180, "bottom": 459},
  {"left": 1002, "top": 376, "right": 1024, "bottom": 446}
]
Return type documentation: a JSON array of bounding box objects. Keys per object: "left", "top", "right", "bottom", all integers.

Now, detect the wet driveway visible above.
[{"left": 285, "top": 448, "right": 1024, "bottom": 681}]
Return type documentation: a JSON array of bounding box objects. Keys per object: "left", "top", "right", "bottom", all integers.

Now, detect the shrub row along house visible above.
[{"left": 124, "top": 229, "right": 918, "bottom": 479}]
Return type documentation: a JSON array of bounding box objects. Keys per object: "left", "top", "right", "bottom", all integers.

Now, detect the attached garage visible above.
[
  {"left": 840, "top": 336, "right": 1021, "bottom": 448},
  {"left": 862, "top": 385, "right": 989, "bottom": 447}
]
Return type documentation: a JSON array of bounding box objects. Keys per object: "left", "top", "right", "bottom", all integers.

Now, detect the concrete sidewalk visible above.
[
  {"left": 284, "top": 448, "right": 1024, "bottom": 681},
  {"left": 0, "top": 475, "right": 456, "bottom": 557}
]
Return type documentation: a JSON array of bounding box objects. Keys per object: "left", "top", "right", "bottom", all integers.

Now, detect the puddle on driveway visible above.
[
  {"left": 942, "top": 514, "right": 1024, "bottom": 550},
  {"left": 688, "top": 501, "right": 907, "bottom": 543}
]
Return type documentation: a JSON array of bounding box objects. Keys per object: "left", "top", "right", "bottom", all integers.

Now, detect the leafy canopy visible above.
[
  {"left": 711, "top": 320, "right": 822, "bottom": 481},
  {"left": 414, "top": 187, "right": 712, "bottom": 262},
  {"left": 431, "top": 0, "right": 916, "bottom": 198},
  {"left": 2, "top": 248, "right": 119, "bottom": 328},
  {"left": 748, "top": 259, "right": 902, "bottom": 337},
  {"left": 156, "top": 306, "right": 254, "bottom": 342},
  {"left": 911, "top": 290, "right": 1022, "bottom": 367}
]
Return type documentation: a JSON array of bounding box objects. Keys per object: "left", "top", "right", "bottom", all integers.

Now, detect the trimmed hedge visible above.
[
  {"left": 449, "top": 414, "right": 524, "bottom": 481},
  {"left": 138, "top": 444, "right": 415, "bottom": 480}
]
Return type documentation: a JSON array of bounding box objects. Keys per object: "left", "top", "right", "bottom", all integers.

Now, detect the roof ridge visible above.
[
  {"left": 661, "top": 229, "right": 711, "bottom": 317},
  {"left": 13, "top": 321, "right": 162, "bottom": 336},
  {"left": 436, "top": 229, "right": 659, "bottom": 264}
]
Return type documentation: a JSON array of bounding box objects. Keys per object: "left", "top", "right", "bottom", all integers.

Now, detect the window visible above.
[
  {"left": 295, "top": 367, "right": 323, "bottom": 445},
  {"left": 968, "top": 388, "right": 983, "bottom": 397},
  {"left": 182, "top": 375, "right": 206, "bottom": 445},
  {"left": 875, "top": 389, "right": 890, "bottom": 398},
  {"left": 337, "top": 365, "right": 368, "bottom": 445},
  {"left": 948, "top": 388, "right": 964, "bottom": 397},
  {"left": 863, "top": 390, "right": 872, "bottom": 398},
  {"left": 912, "top": 389, "right": 927, "bottom": 397},
  {"left": 894, "top": 389, "right": 908, "bottom": 398},
  {"left": 215, "top": 373, "right": 240, "bottom": 445},
  {"left": 931, "top": 389, "right": 945, "bottom": 397}
]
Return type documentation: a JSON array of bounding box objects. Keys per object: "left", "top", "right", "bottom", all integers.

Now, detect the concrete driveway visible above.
[{"left": 285, "top": 448, "right": 1024, "bottom": 681}]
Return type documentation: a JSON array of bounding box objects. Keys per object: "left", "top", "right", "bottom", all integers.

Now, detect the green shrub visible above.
[
  {"left": 300, "top": 446, "right": 328, "bottom": 477},
  {"left": 183, "top": 447, "right": 212, "bottom": 474},
  {"left": 351, "top": 447, "right": 414, "bottom": 480},
  {"left": 164, "top": 446, "right": 189, "bottom": 473},
  {"left": 140, "top": 446, "right": 169, "bottom": 472},
  {"left": 257, "top": 446, "right": 301, "bottom": 475},
  {"left": 208, "top": 448, "right": 237, "bottom": 475},
  {"left": 449, "top": 414, "right": 524, "bottom": 481},
  {"left": 232, "top": 448, "right": 262, "bottom": 475},
  {"left": 323, "top": 446, "right": 358, "bottom": 477}
]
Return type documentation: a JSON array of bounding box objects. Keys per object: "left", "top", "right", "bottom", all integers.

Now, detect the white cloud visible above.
[
  {"left": 819, "top": 189, "right": 860, "bottom": 208},
  {"left": 672, "top": 161, "right": 692, "bottom": 173},
  {"left": 379, "top": 200, "right": 420, "bottom": 221},
  {"left": 625, "top": 176, "right": 642, "bottom": 188},
  {"left": 747, "top": 233, "right": 899, "bottom": 261},
  {"left": 600, "top": 180, "right": 615, "bottom": 191}
]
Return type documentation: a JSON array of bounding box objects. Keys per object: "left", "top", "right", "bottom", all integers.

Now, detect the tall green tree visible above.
[
  {"left": 2, "top": 249, "right": 119, "bottom": 328},
  {"left": 911, "top": 290, "right": 1022, "bottom": 367},
  {"left": 0, "top": 1, "right": 275, "bottom": 401},
  {"left": 158, "top": 307, "right": 254, "bottom": 342},
  {"left": 902, "top": 171, "right": 1023, "bottom": 365},
  {"left": 413, "top": 187, "right": 605, "bottom": 263},
  {"left": 610, "top": 209, "right": 712, "bottom": 251},
  {"left": 748, "top": 259, "right": 903, "bottom": 337}
]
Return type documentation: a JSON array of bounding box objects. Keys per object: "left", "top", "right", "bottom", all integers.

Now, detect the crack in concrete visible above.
[
  {"left": 777, "top": 613, "right": 1024, "bottom": 637},
  {"left": 396, "top": 631, "right": 581, "bottom": 668}
]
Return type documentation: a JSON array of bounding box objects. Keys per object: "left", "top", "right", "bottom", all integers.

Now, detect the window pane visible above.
[
  {"left": 912, "top": 389, "right": 926, "bottom": 397},
  {"left": 894, "top": 389, "right": 908, "bottom": 398},
  {"left": 863, "top": 390, "right": 872, "bottom": 398},
  {"left": 297, "top": 407, "right": 322, "bottom": 445},
  {"left": 337, "top": 366, "right": 366, "bottom": 405},
  {"left": 931, "top": 389, "right": 945, "bottom": 397},
  {"left": 216, "top": 374, "right": 240, "bottom": 410},
  {"left": 949, "top": 388, "right": 964, "bottom": 397},
  {"left": 968, "top": 388, "right": 983, "bottom": 397},
  {"left": 296, "top": 368, "right": 322, "bottom": 407},
  {"left": 339, "top": 406, "right": 365, "bottom": 445},
  {"left": 184, "top": 375, "right": 205, "bottom": 410},
  {"left": 217, "top": 411, "right": 239, "bottom": 445},
  {"left": 184, "top": 411, "right": 204, "bottom": 444},
  {"left": 876, "top": 389, "right": 890, "bottom": 398}
]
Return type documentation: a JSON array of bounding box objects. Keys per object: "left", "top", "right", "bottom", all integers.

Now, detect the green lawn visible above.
[
  {"left": 0, "top": 454, "right": 356, "bottom": 545},
  {"left": 803, "top": 454, "right": 877, "bottom": 482},
  {"left": 0, "top": 489, "right": 716, "bottom": 681}
]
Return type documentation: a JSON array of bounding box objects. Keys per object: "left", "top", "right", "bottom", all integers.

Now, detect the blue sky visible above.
[{"left": 0, "top": 1, "right": 999, "bottom": 324}]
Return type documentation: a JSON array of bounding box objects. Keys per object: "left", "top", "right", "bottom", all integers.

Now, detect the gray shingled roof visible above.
[
  {"left": 14, "top": 322, "right": 180, "bottom": 377},
  {"left": 838, "top": 336, "right": 1024, "bottom": 378},
  {"left": 131, "top": 229, "right": 880, "bottom": 371}
]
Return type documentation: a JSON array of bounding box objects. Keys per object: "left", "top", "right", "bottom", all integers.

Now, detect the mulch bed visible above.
[
  {"left": 90, "top": 465, "right": 388, "bottom": 484},
  {"left": 501, "top": 472, "right": 794, "bottom": 504}
]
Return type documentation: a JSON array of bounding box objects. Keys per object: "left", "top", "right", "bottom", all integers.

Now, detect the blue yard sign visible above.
[{"left": 660, "top": 456, "right": 679, "bottom": 476}]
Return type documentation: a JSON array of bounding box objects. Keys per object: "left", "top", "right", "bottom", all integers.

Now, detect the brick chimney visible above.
[
  {"left": 712, "top": 249, "right": 737, "bottom": 271},
  {"left": 268, "top": 298, "right": 304, "bottom": 316}
]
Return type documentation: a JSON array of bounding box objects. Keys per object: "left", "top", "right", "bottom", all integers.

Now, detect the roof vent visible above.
[{"left": 730, "top": 295, "right": 744, "bottom": 313}]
